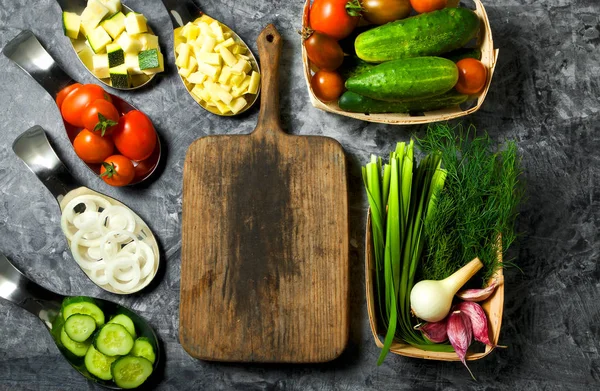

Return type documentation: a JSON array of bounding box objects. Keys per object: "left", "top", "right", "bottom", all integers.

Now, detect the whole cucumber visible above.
[
  {"left": 338, "top": 90, "right": 469, "bottom": 114},
  {"left": 345, "top": 57, "right": 459, "bottom": 102},
  {"left": 355, "top": 8, "right": 480, "bottom": 63}
]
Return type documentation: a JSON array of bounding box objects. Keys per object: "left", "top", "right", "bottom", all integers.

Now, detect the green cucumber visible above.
[
  {"left": 60, "top": 326, "right": 91, "bottom": 357},
  {"left": 345, "top": 57, "right": 458, "bottom": 102},
  {"left": 111, "top": 355, "right": 153, "bottom": 389},
  {"left": 62, "top": 296, "right": 105, "bottom": 327},
  {"left": 64, "top": 314, "right": 97, "bottom": 342},
  {"left": 355, "top": 8, "right": 480, "bottom": 63},
  {"left": 338, "top": 90, "right": 469, "bottom": 114},
  {"left": 443, "top": 47, "right": 482, "bottom": 63},
  {"left": 108, "top": 314, "right": 137, "bottom": 338},
  {"left": 85, "top": 345, "right": 118, "bottom": 380},
  {"left": 131, "top": 337, "right": 156, "bottom": 364},
  {"left": 94, "top": 323, "right": 134, "bottom": 356},
  {"left": 339, "top": 56, "right": 376, "bottom": 81}
]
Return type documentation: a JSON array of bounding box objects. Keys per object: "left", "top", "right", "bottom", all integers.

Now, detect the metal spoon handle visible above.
[
  {"left": 0, "top": 253, "right": 62, "bottom": 329},
  {"left": 160, "top": 0, "right": 202, "bottom": 27},
  {"left": 13, "top": 126, "right": 81, "bottom": 203},
  {"left": 2, "top": 30, "right": 74, "bottom": 98}
]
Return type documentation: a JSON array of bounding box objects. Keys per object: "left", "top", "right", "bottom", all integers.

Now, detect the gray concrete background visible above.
[{"left": 0, "top": 0, "right": 599, "bottom": 390}]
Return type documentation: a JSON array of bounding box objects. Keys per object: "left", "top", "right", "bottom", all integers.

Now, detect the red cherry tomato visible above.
[
  {"left": 309, "top": 0, "right": 362, "bottom": 40},
  {"left": 409, "top": 0, "right": 447, "bottom": 14},
  {"left": 112, "top": 110, "right": 157, "bottom": 162},
  {"left": 73, "top": 129, "right": 115, "bottom": 164},
  {"left": 61, "top": 84, "right": 111, "bottom": 128},
  {"left": 100, "top": 155, "right": 135, "bottom": 187},
  {"left": 81, "top": 99, "right": 120, "bottom": 137},
  {"left": 304, "top": 30, "right": 344, "bottom": 70},
  {"left": 455, "top": 58, "right": 487, "bottom": 95},
  {"left": 56, "top": 83, "right": 82, "bottom": 111},
  {"left": 311, "top": 70, "right": 345, "bottom": 102}
]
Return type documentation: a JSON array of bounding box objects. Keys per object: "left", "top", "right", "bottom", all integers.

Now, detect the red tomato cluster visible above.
[{"left": 56, "top": 83, "right": 158, "bottom": 187}]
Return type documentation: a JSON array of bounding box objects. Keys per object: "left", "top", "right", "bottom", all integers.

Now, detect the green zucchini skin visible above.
[
  {"left": 355, "top": 8, "right": 480, "bottom": 63},
  {"left": 345, "top": 57, "right": 459, "bottom": 102},
  {"left": 338, "top": 90, "right": 469, "bottom": 114}
]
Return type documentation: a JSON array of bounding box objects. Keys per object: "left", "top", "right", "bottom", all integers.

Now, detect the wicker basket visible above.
[
  {"left": 301, "top": 0, "right": 499, "bottom": 125},
  {"left": 365, "top": 211, "right": 504, "bottom": 360}
]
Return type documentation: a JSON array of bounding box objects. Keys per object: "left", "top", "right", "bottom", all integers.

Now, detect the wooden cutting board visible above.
[{"left": 180, "top": 25, "right": 349, "bottom": 363}]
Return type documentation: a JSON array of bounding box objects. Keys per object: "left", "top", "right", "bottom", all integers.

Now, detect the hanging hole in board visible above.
[{"left": 267, "top": 34, "right": 274, "bottom": 42}]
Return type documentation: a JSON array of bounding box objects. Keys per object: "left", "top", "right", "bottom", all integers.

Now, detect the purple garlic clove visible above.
[
  {"left": 447, "top": 310, "right": 475, "bottom": 380},
  {"left": 456, "top": 279, "right": 499, "bottom": 302},
  {"left": 417, "top": 318, "right": 448, "bottom": 343},
  {"left": 454, "top": 301, "right": 495, "bottom": 348}
]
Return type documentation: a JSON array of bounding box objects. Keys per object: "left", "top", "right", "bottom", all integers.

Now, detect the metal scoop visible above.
[
  {"left": 2, "top": 30, "right": 161, "bottom": 185},
  {"left": 160, "top": 0, "right": 260, "bottom": 116},
  {"left": 0, "top": 253, "right": 160, "bottom": 389},
  {"left": 55, "top": 0, "right": 157, "bottom": 90},
  {"left": 12, "top": 125, "right": 160, "bottom": 295}
]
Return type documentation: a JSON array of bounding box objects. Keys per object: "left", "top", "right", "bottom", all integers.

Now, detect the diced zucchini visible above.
[
  {"left": 78, "top": 46, "right": 95, "bottom": 71},
  {"left": 116, "top": 32, "right": 141, "bottom": 54},
  {"left": 219, "top": 46, "right": 237, "bottom": 67},
  {"left": 92, "top": 53, "right": 110, "bottom": 78},
  {"left": 141, "top": 51, "right": 164, "bottom": 75},
  {"left": 138, "top": 48, "right": 160, "bottom": 70},
  {"left": 229, "top": 97, "right": 248, "bottom": 114},
  {"left": 137, "top": 33, "right": 159, "bottom": 50},
  {"left": 97, "top": 0, "right": 121, "bottom": 16},
  {"left": 94, "top": 323, "right": 134, "bottom": 356},
  {"left": 131, "top": 337, "right": 156, "bottom": 364},
  {"left": 62, "top": 297, "right": 105, "bottom": 327},
  {"left": 62, "top": 12, "right": 81, "bottom": 39},
  {"left": 65, "top": 314, "right": 97, "bottom": 342},
  {"left": 125, "top": 12, "right": 147, "bottom": 35},
  {"left": 87, "top": 25, "right": 112, "bottom": 53},
  {"left": 71, "top": 38, "right": 88, "bottom": 53},
  {"left": 106, "top": 42, "right": 124, "bottom": 67},
  {"left": 111, "top": 355, "right": 153, "bottom": 389},
  {"left": 60, "top": 326, "right": 91, "bottom": 357},
  {"left": 81, "top": 0, "right": 110, "bottom": 29},
  {"left": 85, "top": 345, "right": 117, "bottom": 381},
  {"left": 107, "top": 314, "right": 137, "bottom": 338},
  {"left": 101, "top": 11, "right": 126, "bottom": 39},
  {"left": 125, "top": 54, "right": 142, "bottom": 74},
  {"left": 109, "top": 64, "right": 130, "bottom": 88},
  {"left": 247, "top": 71, "right": 260, "bottom": 94},
  {"left": 197, "top": 52, "right": 220, "bottom": 66}
]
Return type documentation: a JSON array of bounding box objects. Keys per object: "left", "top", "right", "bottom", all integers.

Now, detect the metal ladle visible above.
[
  {"left": 12, "top": 125, "right": 160, "bottom": 295},
  {"left": 0, "top": 252, "right": 160, "bottom": 389}
]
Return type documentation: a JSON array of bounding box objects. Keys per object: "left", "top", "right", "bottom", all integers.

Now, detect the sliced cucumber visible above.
[
  {"left": 94, "top": 323, "right": 134, "bottom": 356},
  {"left": 62, "top": 297, "right": 105, "bottom": 327},
  {"left": 64, "top": 314, "right": 97, "bottom": 342},
  {"left": 60, "top": 326, "right": 91, "bottom": 357},
  {"left": 131, "top": 337, "right": 155, "bottom": 364},
  {"left": 111, "top": 355, "right": 153, "bottom": 389},
  {"left": 85, "top": 345, "right": 117, "bottom": 380},
  {"left": 108, "top": 314, "right": 136, "bottom": 338}
]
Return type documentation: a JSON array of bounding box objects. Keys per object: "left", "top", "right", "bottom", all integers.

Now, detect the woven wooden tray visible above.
[
  {"left": 365, "top": 211, "right": 504, "bottom": 360},
  {"left": 301, "top": 0, "right": 499, "bottom": 125}
]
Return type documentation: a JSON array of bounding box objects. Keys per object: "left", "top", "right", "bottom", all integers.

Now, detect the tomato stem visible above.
[
  {"left": 345, "top": 0, "right": 363, "bottom": 17},
  {"left": 299, "top": 27, "right": 314, "bottom": 41},
  {"left": 100, "top": 162, "right": 116, "bottom": 179},
  {"left": 93, "top": 113, "right": 118, "bottom": 137}
]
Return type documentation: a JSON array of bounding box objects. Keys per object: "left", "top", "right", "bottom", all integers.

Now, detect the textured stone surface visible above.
[{"left": 0, "top": 0, "right": 599, "bottom": 389}]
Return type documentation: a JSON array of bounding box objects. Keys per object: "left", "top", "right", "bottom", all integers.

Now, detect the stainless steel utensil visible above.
[
  {"left": 55, "top": 0, "right": 157, "bottom": 90},
  {"left": 160, "top": 0, "right": 261, "bottom": 116},
  {"left": 2, "top": 30, "right": 161, "bottom": 185},
  {"left": 0, "top": 252, "right": 160, "bottom": 389},
  {"left": 13, "top": 125, "right": 160, "bottom": 295}
]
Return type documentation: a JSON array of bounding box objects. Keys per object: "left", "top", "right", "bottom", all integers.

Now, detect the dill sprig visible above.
[{"left": 418, "top": 123, "right": 524, "bottom": 284}]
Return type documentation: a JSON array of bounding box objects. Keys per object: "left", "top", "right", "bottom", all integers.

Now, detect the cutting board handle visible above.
[{"left": 254, "top": 24, "right": 283, "bottom": 137}]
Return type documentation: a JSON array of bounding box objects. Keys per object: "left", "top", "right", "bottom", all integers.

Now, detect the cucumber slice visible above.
[
  {"left": 131, "top": 337, "right": 155, "bottom": 364},
  {"left": 85, "top": 345, "right": 117, "bottom": 380},
  {"left": 94, "top": 323, "right": 134, "bottom": 356},
  {"left": 62, "top": 297, "right": 105, "bottom": 327},
  {"left": 111, "top": 356, "right": 153, "bottom": 389},
  {"left": 60, "top": 326, "right": 91, "bottom": 357},
  {"left": 108, "top": 314, "right": 136, "bottom": 338},
  {"left": 64, "top": 314, "right": 97, "bottom": 342}
]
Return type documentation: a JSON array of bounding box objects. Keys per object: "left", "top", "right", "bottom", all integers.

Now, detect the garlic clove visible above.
[
  {"left": 454, "top": 301, "right": 499, "bottom": 348},
  {"left": 456, "top": 279, "right": 499, "bottom": 302},
  {"left": 416, "top": 318, "right": 448, "bottom": 343},
  {"left": 447, "top": 310, "right": 475, "bottom": 380}
]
